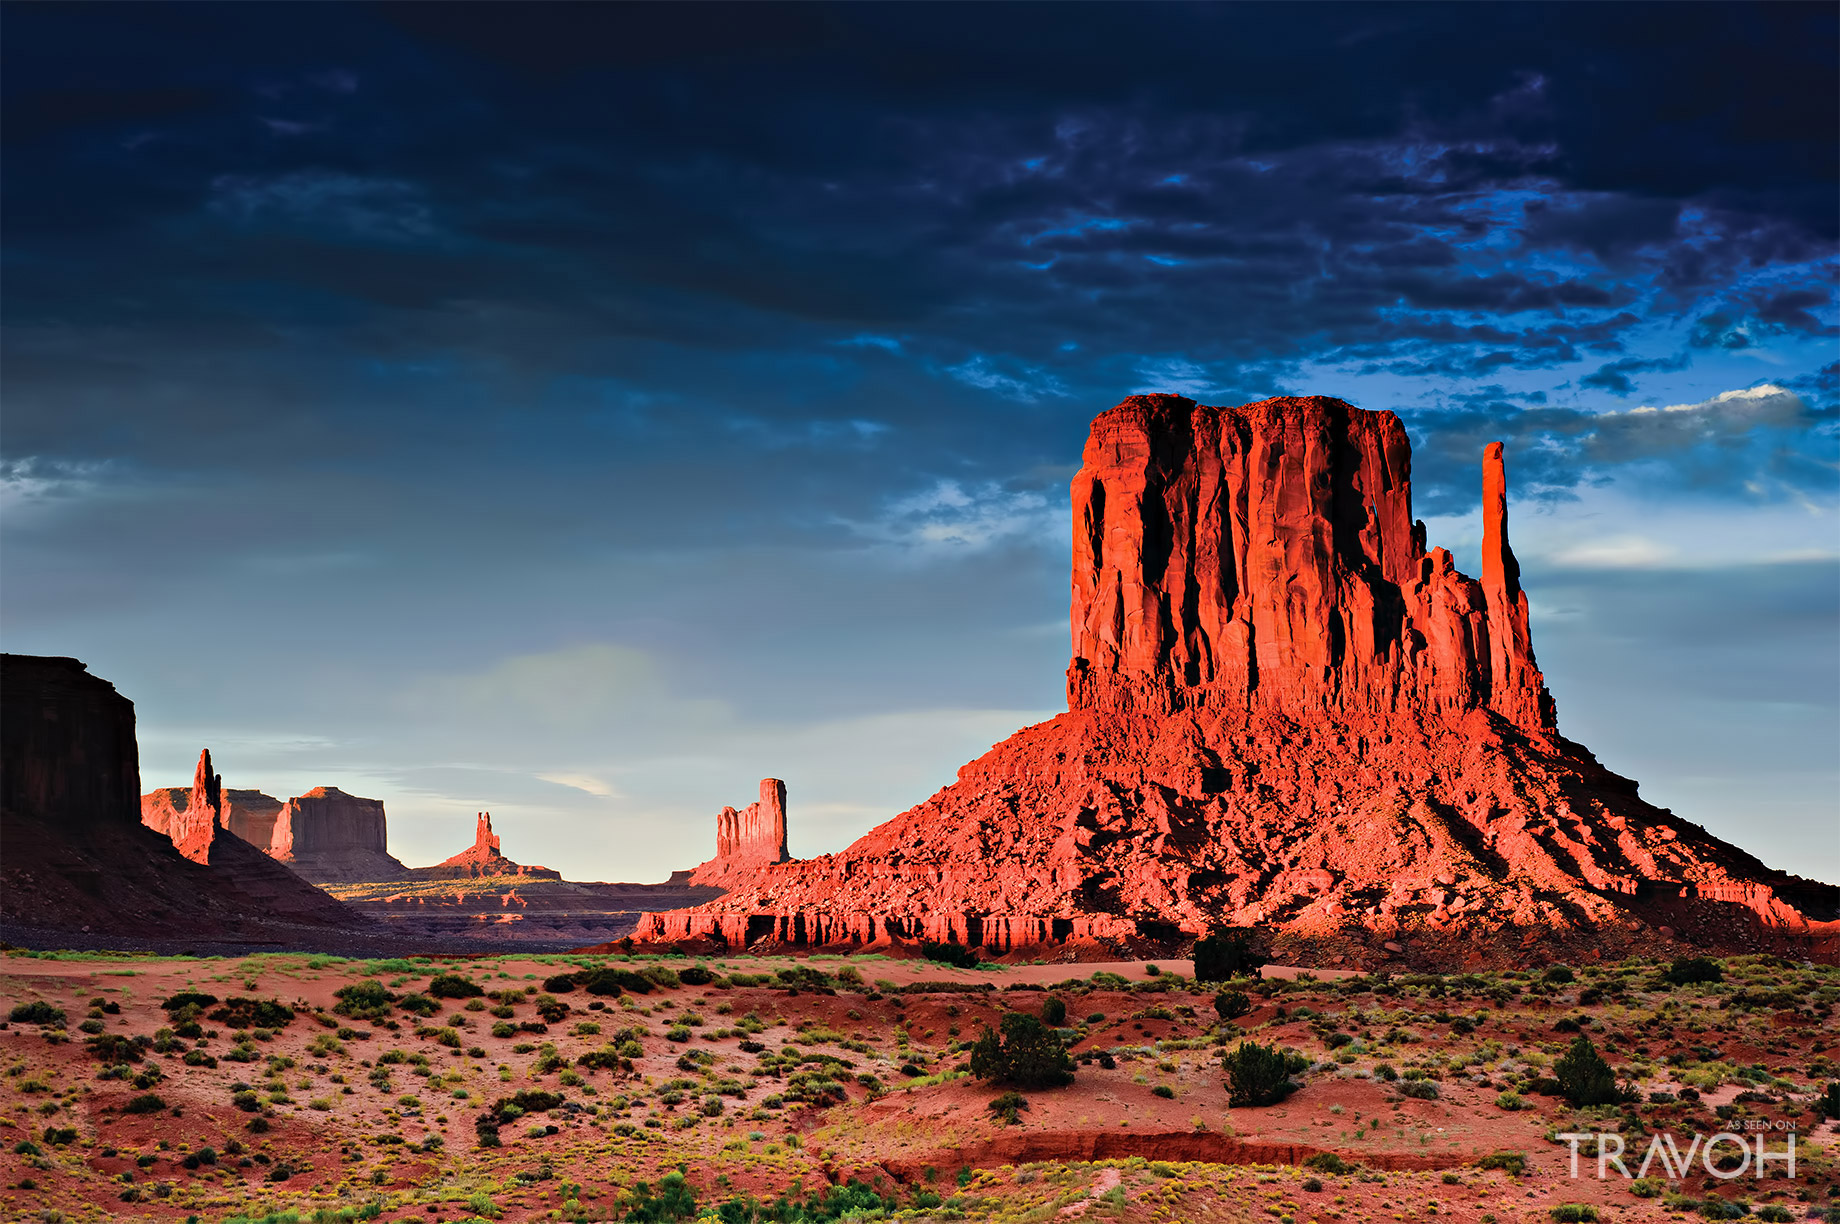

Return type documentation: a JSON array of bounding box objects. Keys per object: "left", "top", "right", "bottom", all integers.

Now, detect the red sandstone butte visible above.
[
  {"left": 642, "top": 395, "right": 1840, "bottom": 962},
  {"left": 404, "top": 812, "right": 561, "bottom": 881},
  {"left": 2, "top": 655, "right": 361, "bottom": 938},
  {"left": 139, "top": 749, "right": 223, "bottom": 864},
  {"left": 688, "top": 779, "right": 791, "bottom": 887},
  {"left": 268, "top": 786, "right": 408, "bottom": 882}
]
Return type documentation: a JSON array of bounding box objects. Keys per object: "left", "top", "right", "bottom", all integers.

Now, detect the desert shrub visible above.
[
  {"left": 1222, "top": 1040, "right": 1295, "bottom": 1107},
  {"left": 1476, "top": 1151, "right": 1527, "bottom": 1177},
  {"left": 1192, "top": 927, "right": 1268, "bottom": 982},
  {"left": 1400, "top": 1080, "right": 1440, "bottom": 1100},
  {"left": 1664, "top": 957, "right": 1724, "bottom": 986},
  {"left": 427, "top": 974, "right": 483, "bottom": 999},
  {"left": 640, "top": 965, "right": 682, "bottom": 990},
  {"left": 678, "top": 965, "right": 717, "bottom": 987},
  {"left": 1214, "top": 990, "right": 1252, "bottom": 1021},
  {"left": 969, "top": 1012, "right": 1074, "bottom": 1089},
  {"left": 1303, "top": 1152, "right": 1353, "bottom": 1175},
  {"left": 333, "top": 982, "right": 395, "bottom": 1017},
  {"left": 541, "top": 973, "right": 577, "bottom": 993},
  {"left": 576, "top": 1046, "right": 629, "bottom": 1073},
  {"left": 1754, "top": 1207, "right": 1793, "bottom": 1222},
  {"left": 1151, "top": 1084, "right": 1175, "bottom": 1099},
  {"left": 209, "top": 998, "right": 294, "bottom": 1029},
  {"left": 1495, "top": 1090, "right": 1526, "bottom": 1111},
  {"left": 1543, "top": 965, "right": 1575, "bottom": 984},
  {"left": 158, "top": 992, "right": 217, "bottom": 1013},
  {"left": 85, "top": 1033, "right": 143, "bottom": 1063},
  {"left": 920, "top": 941, "right": 980, "bottom": 969},
  {"left": 621, "top": 1171, "right": 697, "bottom": 1222},
  {"left": 1302, "top": 1176, "right": 1325, "bottom": 1192},
  {"left": 9, "top": 1001, "right": 66, "bottom": 1026},
  {"left": 987, "top": 1090, "right": 1029, "bottom": 1124},
  {"left": 1549, "top": 1206, "right": 1598, "bottom": 1222},
  {"left": 1554, "top": 1034, "right": 1628, "bottom": 1107},
  {"left": 577, "top": 970, "right": 626, "bottom": 998},
  {"left": 1629, "top": 1177, "right": 1665, "bottom": 1198},
  {"left": 594, "top": 968, "right": 654, "bottom": 995},
  {"left": 1041, "top": 995, "right": 1067, "bottom": 1026},
  {"left": 1818, "top": 1081, "right": 1840, "bottom": 1120},
  {"left": 183, "top": 1049, "right": 217, "bottom": 1068},
  {"left": 122, "top": 1094, "right": 166, "bottom": 1114},
  {"left": 396, "top": 994, "right": 440, "bottom": 1018}
]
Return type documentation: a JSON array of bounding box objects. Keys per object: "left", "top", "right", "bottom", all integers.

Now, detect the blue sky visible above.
[{"left": 4, "top": 3, "right": 1835, "bottom": 883}]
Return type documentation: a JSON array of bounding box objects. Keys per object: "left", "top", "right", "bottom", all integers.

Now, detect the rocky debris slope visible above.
[
  {"left": 688, "top": 779, "right": 791, "bottom": 887},
  {"left": 269, "top": 786, "right": 407, "bottom": 883},
  {"left": 643, "top": 396, "right": 1839, "bottom": 963},
  {"left": 2, "top": 655, "right": 364, "bottom": 940},
  {"left": 402, "top": 813, "right": 561, "bottom": 881}
]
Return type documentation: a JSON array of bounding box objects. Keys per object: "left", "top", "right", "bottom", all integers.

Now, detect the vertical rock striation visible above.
[
  {"left": 641, "top": 396, "right": 1838, "bottom": 961},
  {"left": 690, "top": 780, "right": 792, "bottom": 887}
]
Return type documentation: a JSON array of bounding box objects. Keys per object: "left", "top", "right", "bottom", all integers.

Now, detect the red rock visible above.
[
  {"left": 221, "top": 788, "right": 285, "bottom": 850},
  {"left": 643, "top": 396, "right": 1840, "bottom": 962},
  {"left": 268, "top": 786, "right": 408, "bottom": 882},
  {"left": 404, "top": 811, "right": 560, "bottom": 881},
  {"left": 1, "top": 654, "right": 363, "bottom": 939},
  {"left": 140, "top": 749, "right": 222, "bottom": 864},
  {"left": 689, "top": 779, "right": 791, "bottom": 887}
]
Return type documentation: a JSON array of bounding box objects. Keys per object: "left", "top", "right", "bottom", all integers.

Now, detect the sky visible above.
[{"left": 4, "top": 3, "right": 1836, "bottom": 884}]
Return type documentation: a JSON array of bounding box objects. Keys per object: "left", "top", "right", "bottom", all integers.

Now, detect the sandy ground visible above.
[{"left": 0, "top": 948, "right": 1831, "bottom": 1222}]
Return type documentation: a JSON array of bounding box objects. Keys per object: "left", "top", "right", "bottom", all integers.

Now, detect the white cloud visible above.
[{"left": 846, "top": 478, "right": 1058, "bottom": 553}]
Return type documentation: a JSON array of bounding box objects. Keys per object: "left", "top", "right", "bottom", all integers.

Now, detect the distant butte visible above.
[
  {"left": 688, "top": 779, "right": 791, "bottom": 887},
  {"left": 645, "top": 394, "right": 1840, "bottom": 964},
  {"left": 404, "top": 812, "right": 561, "bottom": 881}
]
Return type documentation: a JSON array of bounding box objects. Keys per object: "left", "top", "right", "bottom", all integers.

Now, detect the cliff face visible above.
[
  {"left": 1, "top": 656, "right": 363, "bottom": 939},
  {"left": 1067, "top": 396, "right": 1551, "bottom": 731},
  {"left": 689, "top": 779, "right": 791, "bottom": 887},
  {"left": 270, "top": 787, "right": 408, "bottom": 883},
  {"left": 221, "top": 789, "right": 285, "bottom": 850},
  {"left": 643, "top": 396, "right": 1839, "bottom": 963}
]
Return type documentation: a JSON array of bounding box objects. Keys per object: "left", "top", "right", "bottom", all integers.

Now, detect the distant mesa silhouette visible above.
[
  {"left": 643, "top": 395, "right": 1840, "bottom": 963},
  {"left": 402, "top": 812, "right": 561, "bottom": 881}
]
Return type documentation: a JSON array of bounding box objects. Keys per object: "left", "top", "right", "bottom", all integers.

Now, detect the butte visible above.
[{"left": 644, "top": 395, "right": 1838, "bottom": 964}]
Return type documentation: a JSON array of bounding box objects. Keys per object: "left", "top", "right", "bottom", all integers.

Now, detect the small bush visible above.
[
  {"left": 1543, "top": 965, "right": 1575, "bottom": 984},
  {"left": 1222, "top": 1040, "right": 1294, "bottom": 1107},
  {"left": 1192, "top": 927, "right": 1268, "bottom": 982},
  {"left": 1214, "top": 990, "right": 1251, "bottom": 1021},
  {"left": 920, "top": 941, "right": 980, "bottom": 969},
  {"left": 1476, "top": 1151, "right": 1527, "bottom": 1177},
  {"left": 1554, "top": 1034, "right": 1628, "bottom": 1107},
  {"left": 1629, "top": 1177, "right": 1665, "bottom": 1198},
  {"left": 1151, "top": 1084, "right": 1175, "bottom": 1099},
  {"left": 1495, "top": 1090, "right": 1525, "bottom": 1111},
  {"left": 122, "top": 1094, "right": 166, "bottom": 1114},
  {"left": 1041, "top": 996, "right": 1067, "bottom": 1026},
  {"left": 1303, "top": 1152, "right": 1353, "bottom": 1175},
  {"left": 1664, "top": 957, "right": 1724, "bottom": 986},
  {"left": 1549, "top": 1206, "right": 1599, "bottom": 1223},
  {"left": 9, "top": 1001, "right": 66, "bottom": 1026},
  {"left": 987, "top": 1090, "right": 1029, "bottom": 1124},
  {"left": 208, "top": 998, "right": 294, "bottom": 1029},
  {"left": 678, "top": 965, "right": 718, "bottom": 987},
  {"left": 1399, "top": 1080, "right": 1439, "bottom": 1100},
  {"left": 427, "top": 974, "right": 484, "bottom": 999},
  {"left": 1302, "top": 1176, "right": 1324, "bottom": 1192}
]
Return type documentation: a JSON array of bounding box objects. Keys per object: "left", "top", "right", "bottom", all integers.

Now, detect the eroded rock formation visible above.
[
  {"left": 1, "top": 655, "right": 362, "bottom": 940},
  {"left": 644, "top": 396, "right": 1840, "bottom": 962},
  {"left": 269, "top": 787, "right": 408, "bottom": 883},
  {"left": 689, "top": 779, "right": 791, "bottom": 887},
  {"left": 139, "top": 749, "right": 222, "bottom": 863},
  {"left": 221, "top": 789, "right": 285, "bottom": 851},
  {"left": 404, "top": 812, "right": 561, "bottom": 881}
]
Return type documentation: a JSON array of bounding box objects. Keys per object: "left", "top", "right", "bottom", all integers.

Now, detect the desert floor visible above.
[{"left": 0, "top": 948, "right": 1832, "bottom": 1223}]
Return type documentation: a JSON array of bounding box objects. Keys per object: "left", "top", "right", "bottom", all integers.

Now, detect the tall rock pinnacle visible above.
[
  {"left": 643, "top": 394, "right": 1838, "bottom": 961},
  {"left": 689, "top": 779, "right": 791, "bottom": 886}
]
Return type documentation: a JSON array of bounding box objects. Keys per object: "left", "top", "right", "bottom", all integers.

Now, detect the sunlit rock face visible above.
[
  {"left": 644, "top": 397, "right": 1837, "bottom": 962},
  {"left": 689, "top": 780, "right": 791, "bottom": 888},
  {"left": 402, "top": 812, "right": 561, "bottom": 882},
  {"left": 268, "top": 787, "right": 408, "bottom": 883}
]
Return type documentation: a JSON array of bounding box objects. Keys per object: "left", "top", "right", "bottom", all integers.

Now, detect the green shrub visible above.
[
  {"left": 1192, "top": 927, "right": 1268, "bottom": 982},
  {"left": 1151, "top": 1084, "right": 1175, "bottom": 1099},
  {"left": 1543, "top": 966, "right": 1575, "bottom": 984},
  {"left": 1554, "top": 1034, "right": 1627, "bottom": 1107},
  {"left": 158, "top": 992, "right": 217, "bottom": 1012},
  {"left": 1754, "top": 1207, "right": 1793, "bottom": 1222},
  {"left": 9, "top": 1001, "right": 66, "bottom": 1026},
  {"left": 987, "top": 1090, "right": 1028, "bottom": 1124},
  {"left": 678, "top": 965, "right": 717, "bottom": 987},
  {"left": 1476, "top": 1151, "right": 1526, "bottom": 1177},
  {"left": 1303, "top": 1152, "right": 1353, "bottom": 1175},
  {"left": 968, "top": 1012, "right": 1074, "bottom": 1089},
  {"left": 1629, "top": 1177, "right": 1665, "bottom": 1198},
  {"left": 209, "top": 998, "right": 294, "bottom": 1029},
  {"left": 1664, "top": 957, "right": 1724, "bottom": 986},
  {"left": 1495, "top": 1090, "right": 1525, "bottom": 1111},
  {"left": 333, "top": 982, "right": 395, "bottom": 1017},
  {"left": 427, "top": 974, "right": 483, "bottom": 999},
  {"left": 1549, "top": 1205, "right": 1598, "bottom": 1222},
  {"left": 1041, "top": 995, "right": 1067, "bottom": 1026},
  {"left": 1222, "top": 1040, "right": 1294, "bottom": 1107},
  {"left": 122, "top": 1094, "right": 166, "bottom": 1114},
  {"left": 1399, "top": 1080, "right": 1439, "bottom": 1099},
  {"left": 920, "top": 941, "right": 980, "bottom": 969},
  {"left": 622, "top": 1171, "right": 697, "bottom": 1222},
  {"left": 395, "top": 994, "right": 439, "bottom": 1017},
  {"left": 1214, "top": 990, "right": 1251, "bottom": 1021},
  {"left": 1818, "top": 1081, "right": 1840, "bottom": 1120}
]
